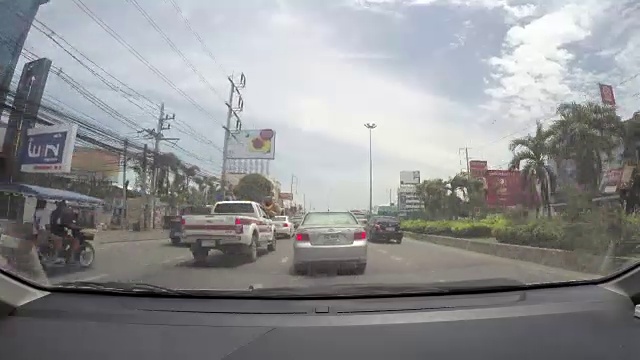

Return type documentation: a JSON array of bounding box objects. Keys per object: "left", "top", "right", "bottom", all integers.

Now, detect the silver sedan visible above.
[{"left": 292, "top": 211, "right": 368, "bottom": 275}]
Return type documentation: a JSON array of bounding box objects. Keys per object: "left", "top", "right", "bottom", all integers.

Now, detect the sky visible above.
[{"left": 7, "top": 0, "right": 640, "bottom": 210}]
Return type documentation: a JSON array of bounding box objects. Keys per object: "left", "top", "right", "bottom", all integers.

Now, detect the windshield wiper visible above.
[{"left": 54, "top": 281, "right": 192, "bottom": 296}]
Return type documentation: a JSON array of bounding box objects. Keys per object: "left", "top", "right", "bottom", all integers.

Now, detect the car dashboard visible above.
[{"left": 1, "top": 270, "right": 640, "bottom": 359}]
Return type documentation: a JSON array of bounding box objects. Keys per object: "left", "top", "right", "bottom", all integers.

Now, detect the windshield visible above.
[
  {"left": 1, "top": 0, "right": 639, "bottom": 297},
  {"left": 302, "top": 212, "right": 358, "bottom": 226},
  {"left": 213, "top": 203, "right": 254, "bottom": 214}
]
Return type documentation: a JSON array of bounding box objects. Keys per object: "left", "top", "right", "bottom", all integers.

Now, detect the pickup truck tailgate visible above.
[{"left": 182, "top": 215, "right": 237, "bottom": 237}]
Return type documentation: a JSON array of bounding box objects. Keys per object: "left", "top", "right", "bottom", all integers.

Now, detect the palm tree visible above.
[
  {"left": 548, "top": 102, "right": 624, "bottom": 193},
  {"left": 509, "top": 121, "right": 556, "bottom": 217},
  {"left": 416, "top": 178, "right": 448, "bottom": 220}
]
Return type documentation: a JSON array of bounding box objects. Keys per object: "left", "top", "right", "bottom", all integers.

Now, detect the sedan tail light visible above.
[
  {"left": 296, "top": 233, "right": 310, "bottom": 241},
  {"left": 353, "top": 231, "right": 367, "bottom": 240},
  {"left": 283, "top": 223, "right": 289, "bottom": 227},
  {"left": 180, "top": 217, "right": 185, "bottom": 225}
]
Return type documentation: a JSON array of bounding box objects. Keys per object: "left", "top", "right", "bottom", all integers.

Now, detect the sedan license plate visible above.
[
  {"left": 323, "top": 234, "right": 340, "bottom": 243},
  {"left": 386, "top": 227, "right": 395, "bottom": 231}
]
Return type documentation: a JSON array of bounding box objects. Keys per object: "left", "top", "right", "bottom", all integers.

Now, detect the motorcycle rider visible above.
[{"left": 49, "top": 200, "right": 80, "bottom": 263}]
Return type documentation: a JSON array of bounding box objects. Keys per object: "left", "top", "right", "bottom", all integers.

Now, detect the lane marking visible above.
[
  {"left": 76, "top": 274, "right": 108, "bottom": 282},
  {"left": 391, "top": 255, "right": 403, "bottom": 262},
  {"left": 376, "top": 249, "right": 389, "bottom": 254},
  {"left": 281, "top": 256, "right": 289, "bottom": 263}
]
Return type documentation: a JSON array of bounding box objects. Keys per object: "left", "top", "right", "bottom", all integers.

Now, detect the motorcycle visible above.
[{"left": 38, "top": 224, "right": 96, "bottom": 270}]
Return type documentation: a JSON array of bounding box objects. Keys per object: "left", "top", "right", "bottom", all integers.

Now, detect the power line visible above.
[
  {"left": 125, "top": 0, "right": 228, "bottom": 105},
  {"left": 164, "top": 0, "right": 228, "bottom": 76},
  {"left": 71, "top": 0, "right": 223, "bottom": 125}
]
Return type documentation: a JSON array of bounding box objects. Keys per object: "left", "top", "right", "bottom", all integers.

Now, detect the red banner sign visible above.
[
  {"left": 469, "top": 160, "right": 488, "bottom": 178},
  {"left": 599, "top": 83, "right": 616, "bottom": 106},
  {"left": 279, "top": 192, "right": 293, "bottom": 201},
  {"left": 485, "top": 170, "right": 522, "bottom": 207}
]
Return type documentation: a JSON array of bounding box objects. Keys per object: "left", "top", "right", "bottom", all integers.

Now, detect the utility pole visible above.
[
  {"left": 221, "top": 73, "right": 246, "bottom": 198},
  {"left": 141, "top": 144, "right": 148, "bottom": 230},
  {"left": 290, "top": 174, "right": 298, "bottom": 194},
  {"left": 122, "top": 139, "right": 128, "bottom": 229},
  {"left": 459, "top": 147, "right": 471, "bottom": 178},
  {"left": 141, "top": 103, "right": 178, "bottom": 229},
  {"left": 364, "top": 123, "right": 377, "bottom": 215}
]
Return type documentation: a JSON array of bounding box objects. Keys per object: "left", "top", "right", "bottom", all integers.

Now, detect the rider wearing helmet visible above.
[{"left": 49, "top": 200, "right": 81, "bottom": 263}]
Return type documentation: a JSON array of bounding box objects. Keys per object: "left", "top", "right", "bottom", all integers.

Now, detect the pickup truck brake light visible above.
[
  {"left": 234, "top": 218, "right": 244, "bottom": 234},
  {"left": 180, "top": 217, "right": 185, "bottom": 225}
]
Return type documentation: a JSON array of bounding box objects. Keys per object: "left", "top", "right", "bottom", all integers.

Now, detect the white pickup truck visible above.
[{"left": 181, "top": 201, "right": 277, "bottom": 264}]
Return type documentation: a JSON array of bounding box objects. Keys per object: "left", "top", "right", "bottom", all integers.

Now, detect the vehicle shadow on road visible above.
[{"left": 176, "top": 249, "right": 271, "bottom": 269}]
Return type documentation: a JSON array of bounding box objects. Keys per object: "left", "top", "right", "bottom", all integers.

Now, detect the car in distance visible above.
[
  {"left": 293, "top": 211, "right": 367, "bottom": 275},
  {"left": 273, "top": 215, "right": 294, "bottom": 238},
  {"left": 366, "top": 216, "right": 403, "bottom": 244}
]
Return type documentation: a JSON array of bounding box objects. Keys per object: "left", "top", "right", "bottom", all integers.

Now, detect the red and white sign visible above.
[
  {"left": 599, "top": 83, "right": 616, "bottom": 106},
  {"left": 469, "top": 160, "right": 488, "bottom": 179}
]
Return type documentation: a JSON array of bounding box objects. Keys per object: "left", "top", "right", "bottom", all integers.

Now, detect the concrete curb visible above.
[{"left": 406, "top": 232, "right": 636, "bottom": 275}]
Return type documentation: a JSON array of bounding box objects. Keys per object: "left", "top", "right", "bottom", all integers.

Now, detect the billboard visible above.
[
  {"left": 3, "top": 58, "right": 52, "bottom": 158},
  {"left": 599, "top": 83, "right": 616, "bottom": 106},
  {"left": 485, "top": 170, "right": 522, "bottom": 208},
  {"left": 71, "top": 147, "right": 120, "bottom": 181},
  {"left": 400, "top": 170, "right": 420, "bottom": 184},
  {"left": 226, "top": 129, "right": 276, "bottom": 160},
  {"left": 469, "top": 160, "right": 487, "bottom": 178},
  {"left": 280, "top": 192, "right": 293, "bottom": 201},
  {"left": 19, "top": 124, "right": 78, "bottom": 173}
]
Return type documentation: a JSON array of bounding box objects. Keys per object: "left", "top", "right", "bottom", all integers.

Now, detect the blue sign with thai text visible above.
[{"left": 19, "top": 124, "right": 78, "bottom": 173}]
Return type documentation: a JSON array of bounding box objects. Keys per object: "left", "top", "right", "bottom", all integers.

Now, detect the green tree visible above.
[
  {"left": 509, "top": 121, "right": 556, "bottom": 218},
  {"left": 548, "top": 102, "right": 624, "bottom": 193},
  {"left": 233, "top": 174, "right": 274, "bottom": 202}
]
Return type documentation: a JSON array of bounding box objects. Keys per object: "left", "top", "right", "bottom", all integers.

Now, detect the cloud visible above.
[{"left": 10, "top": 0, "right": 640, "bottom": 210}]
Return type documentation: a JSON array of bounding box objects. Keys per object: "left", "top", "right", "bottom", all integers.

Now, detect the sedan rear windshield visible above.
[
  {"left": 303, "top": 212, "right": 358, "bottom": 226},
  {"left": 213, "top": 203, "right": 254, "bottom": 214}
]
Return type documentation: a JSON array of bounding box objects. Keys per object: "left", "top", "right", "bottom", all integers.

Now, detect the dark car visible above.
[{"left": 366, "top": 216, "right": 403, "bottom": 244}]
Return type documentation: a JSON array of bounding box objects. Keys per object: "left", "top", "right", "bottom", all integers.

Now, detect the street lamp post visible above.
[{"left": 364, "top": 123, "right": 377, "bottom": 215}]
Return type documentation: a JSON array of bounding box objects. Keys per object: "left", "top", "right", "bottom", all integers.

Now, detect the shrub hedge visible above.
[{"left": 401, "top": 214, "right": 640, "bottom": 256}]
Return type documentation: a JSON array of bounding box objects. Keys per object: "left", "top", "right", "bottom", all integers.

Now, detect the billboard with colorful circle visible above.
[{"left": 226, "top": 129, "right": 276, "bottom": 160}]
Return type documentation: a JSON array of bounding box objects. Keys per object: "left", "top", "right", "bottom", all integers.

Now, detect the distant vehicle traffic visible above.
[
  {"left": 293, "top": 211, "right": 367, "bottom": 275},
  {"left": 181, "top": 201, "right": 277, "bottom": 264},
  {"left": 273, "top": 216, "right": 294, "bottom": 239},
  {"left": 366, "top": 216, "right": 403, "bottom": 244}
]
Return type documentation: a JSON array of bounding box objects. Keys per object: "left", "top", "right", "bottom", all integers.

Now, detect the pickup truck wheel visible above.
[
  {"left": 245, "top": 234, "right": 258, "bottom": 262},
  {"left": 267, "top": 232, "right": 277, "bottom": 252}
]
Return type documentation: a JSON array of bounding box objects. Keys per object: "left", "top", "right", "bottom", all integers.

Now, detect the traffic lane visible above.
[
  {"left": 363, "top": 237, "right": 593, "bottom": 284},
  {"left": 48, "top": 239, "right": 189, "bottom": 284},
  {"left": 130, "top": 236, "right": 592, "bottom": 291},
  {"left": 134, "top": 237, "right": 299, "bottom": 290}
]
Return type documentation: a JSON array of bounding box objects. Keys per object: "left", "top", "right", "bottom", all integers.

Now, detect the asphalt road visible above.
[{"left": 44, "top": 236, "right": 593, "bottom": 291}]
